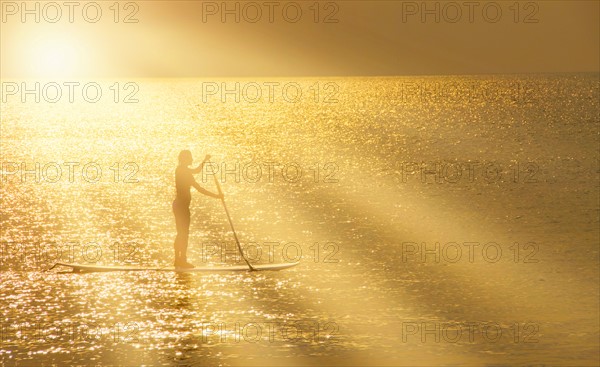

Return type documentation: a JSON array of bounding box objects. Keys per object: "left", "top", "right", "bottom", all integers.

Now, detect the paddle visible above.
[{"left": 213, "top": 174, "right": 256, "bottom": 271}]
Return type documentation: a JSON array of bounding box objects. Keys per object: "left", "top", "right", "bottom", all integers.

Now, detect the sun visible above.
[{"left": 28, "top": 35, "right": 82, "bottom": 78}]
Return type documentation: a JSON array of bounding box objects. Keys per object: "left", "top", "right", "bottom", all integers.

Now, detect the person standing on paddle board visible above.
[{"left": 173, "top": 150, "right": 222, "bottom": 268}]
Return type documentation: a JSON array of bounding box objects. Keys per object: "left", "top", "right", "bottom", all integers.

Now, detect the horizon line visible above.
[{"left": 2, "top": 71, "right": 599, "bottom": 80}]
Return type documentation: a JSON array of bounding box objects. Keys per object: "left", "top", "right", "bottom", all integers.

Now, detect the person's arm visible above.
[
  {"left": 190, "top": 154, "right": 211, "bottom": 174},
  {"left": 192, "top": 180, "right": 222, "bottom": 199}
]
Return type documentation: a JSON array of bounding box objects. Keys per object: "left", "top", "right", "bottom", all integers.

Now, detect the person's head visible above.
[{"left": 178, "top": 150, "right": 193, "bottom": 166}]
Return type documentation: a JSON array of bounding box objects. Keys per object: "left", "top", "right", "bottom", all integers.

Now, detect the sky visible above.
[{"left": 1, "top": 0, "right": 599, "bottom": 77}]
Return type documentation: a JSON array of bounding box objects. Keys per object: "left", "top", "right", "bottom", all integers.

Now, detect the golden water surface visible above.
[{"left": 1, "top": 75, "right": 599, "bottom": 366}]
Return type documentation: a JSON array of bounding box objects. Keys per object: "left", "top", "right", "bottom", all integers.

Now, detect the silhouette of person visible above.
[{"left": 173, "top": 150, "right": 222, "bottom": 268}]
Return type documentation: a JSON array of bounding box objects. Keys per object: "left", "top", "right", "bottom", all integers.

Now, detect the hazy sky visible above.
[{"left": 1, "top": 0, "right": 599, "bottom": 77}]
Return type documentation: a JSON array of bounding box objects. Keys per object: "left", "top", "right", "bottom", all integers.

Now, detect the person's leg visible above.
[
  {"left": 173, "top": 200, "right": 185, "bottom": 264},
  {"left": 180, "top": 207, "right": 191, "bottom": 263}
]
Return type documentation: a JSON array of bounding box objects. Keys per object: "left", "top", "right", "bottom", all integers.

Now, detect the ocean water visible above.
[{"left": 0, "top": 74, "right": 598, "bottom": 366}]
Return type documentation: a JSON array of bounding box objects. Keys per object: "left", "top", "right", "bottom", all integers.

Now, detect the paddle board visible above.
[{"left": 51, "top": 262, "right": 299, "bottom": 273}]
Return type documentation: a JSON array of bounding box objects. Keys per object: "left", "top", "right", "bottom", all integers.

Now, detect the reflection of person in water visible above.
[{"left": 173, "top": 150, "right": 222, "bottom": 268}]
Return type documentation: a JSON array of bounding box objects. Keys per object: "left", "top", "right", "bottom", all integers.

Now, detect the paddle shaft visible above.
[{"left": 213, "top": 175, "right": 256, "bottom": 271}]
